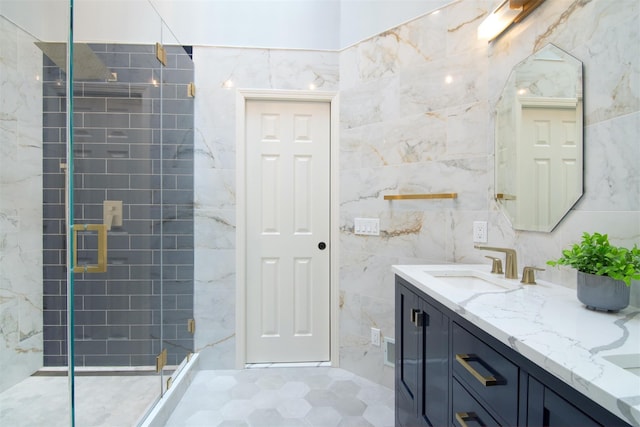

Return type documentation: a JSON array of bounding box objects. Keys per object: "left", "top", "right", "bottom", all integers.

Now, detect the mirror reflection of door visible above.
[
  {"left": 518, "top": 104, "right": 580, "bottom": 231},
  {"left": 494, "top": 44, "right": 583, "bottom": 232}
]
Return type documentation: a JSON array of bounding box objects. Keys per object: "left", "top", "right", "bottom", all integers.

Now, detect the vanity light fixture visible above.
[{"left": 477, "top": 0, "right": 545, "bottom": 42}]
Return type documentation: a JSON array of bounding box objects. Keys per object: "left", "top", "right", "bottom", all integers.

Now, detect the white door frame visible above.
[{"left": 235, "top": 89, "right": 340, "bottom": 368}]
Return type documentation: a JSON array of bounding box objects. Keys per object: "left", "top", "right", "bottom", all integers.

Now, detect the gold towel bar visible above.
[
  {"left": 495, "top": 193, "right": 516, "bottom": 200},
  {"left": 384, "top": 193, "right": 457, "bottom": 200}
]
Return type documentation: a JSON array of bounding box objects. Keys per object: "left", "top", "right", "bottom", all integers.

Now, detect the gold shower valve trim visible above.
[{"left": 383, "top": 193, "right": 458, "bottom": 200}]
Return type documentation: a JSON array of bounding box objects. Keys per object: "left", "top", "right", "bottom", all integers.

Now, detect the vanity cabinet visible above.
[
  {"left": 395, "top": 275, "right": 631, "bottom": 427},
  {"left": 395, "top": 282, "right": 449, "bottom": 427},
  {"left": 452, "top": 322, "right": 519, "bottom": 426},
  {"left": 527, "top": 378, "right": 601, "bottom": 427}
]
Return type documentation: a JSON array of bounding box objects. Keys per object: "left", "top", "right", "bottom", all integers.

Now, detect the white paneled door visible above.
[{"left": 245, "top": 100, "right": 330, "bottom": 363}]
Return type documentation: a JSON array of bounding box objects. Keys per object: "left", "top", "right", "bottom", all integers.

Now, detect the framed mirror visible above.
[{"left": 495, "top": 44, "right": 583, "bottom": 232}]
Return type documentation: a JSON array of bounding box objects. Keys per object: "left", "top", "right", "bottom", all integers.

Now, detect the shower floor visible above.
[{"left": 0, "top": 373, "right": 160, "bottom": 427}]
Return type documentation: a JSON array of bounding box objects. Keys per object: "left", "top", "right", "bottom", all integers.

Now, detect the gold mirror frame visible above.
[{"left": 495, "top": 44, "right": 583, "bottom": 232}]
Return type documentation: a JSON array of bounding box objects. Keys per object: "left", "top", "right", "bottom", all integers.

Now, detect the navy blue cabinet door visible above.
[
  {"left": 420, "top": 297, "right": 449, "bottom": 427},
  {"left": 396, "top": 279, "right": 449, "bottom": 427},
  {"left": 528, "top": 377, "right": 601, "bottom": 427},
  {"left": 396, "top": 283, "right": 421, "bottom": 427}
]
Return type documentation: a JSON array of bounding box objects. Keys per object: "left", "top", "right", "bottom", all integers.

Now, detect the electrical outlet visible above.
[
  {"left": 371, "top": 327, "right": 381, "bottom": 347},
  {"left": 473, "top": 221, "right": 488, "bottom": 243}
]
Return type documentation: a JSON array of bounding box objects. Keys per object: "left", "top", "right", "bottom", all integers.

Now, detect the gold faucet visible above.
[
  {"left": 475, "top": 245, "right": 518, "bottom": 279},
  {"left": 521, "top": 266, "right": 545, "bottom": 285},
  {"left": 484, "top": 256, "right": 503, "bottom": 274}
]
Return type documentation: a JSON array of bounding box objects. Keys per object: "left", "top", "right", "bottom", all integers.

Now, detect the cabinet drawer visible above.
[
  {"left": 452, "top": 322, "right": 518, "bottom": 425},
  {"left": 453, "top": 378, "right": 500, "bottom": 427}
]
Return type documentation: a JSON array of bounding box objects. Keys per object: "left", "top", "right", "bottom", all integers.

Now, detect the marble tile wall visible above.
[
  {"left": 337, "top": 0, "right": 639, "bottom": 387},
  {"left": 0, "top": 16, "right": 44, "bottom": 392},
  {"left": 192, "top": 0, "right": 638, "bottom": 389},
  {"left": 192, "top": 48, "right": 339, "bottom": 368}
]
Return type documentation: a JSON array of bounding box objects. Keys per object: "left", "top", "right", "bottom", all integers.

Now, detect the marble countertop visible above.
[{"left": 393, "top": 264, "right": 640, "bottom": 426}]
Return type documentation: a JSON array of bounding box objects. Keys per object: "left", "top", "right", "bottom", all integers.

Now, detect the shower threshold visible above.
[{"left": 32, "top": 366, "right": 178, "bottom": 376}]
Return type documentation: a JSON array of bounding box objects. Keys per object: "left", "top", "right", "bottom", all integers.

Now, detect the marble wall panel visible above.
[
  {"left": 193, "top": 46, "right": 340, "bottom": 368},
  {"left": 579, "top": 112, "right": 640, "bottom": 212},
  {"left": 190, "top": 0, "right": 638, "bottom": 390},
  {"left": 0, "top": 16, "right": 44, "bottom": 392},
  {"left": 337, "top": 0, "right": 640, "bottom": 387}
]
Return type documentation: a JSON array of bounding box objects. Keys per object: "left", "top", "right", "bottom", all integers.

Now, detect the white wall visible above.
[
  {"left": 339, "top": 0, "right": 450, "bottom": 48},
  {"left": 1, "top": 0, "right": 451, "bottom": 50}
]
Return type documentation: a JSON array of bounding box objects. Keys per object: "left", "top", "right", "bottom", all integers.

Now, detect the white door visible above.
[
  {"left": 518, "top": 107, "right": 579, "bottom": 230},
  {"left": 245, "top": 100, "right": 330, "bottom": 363}
]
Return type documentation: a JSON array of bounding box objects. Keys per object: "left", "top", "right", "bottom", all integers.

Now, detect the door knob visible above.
[{"left": 318, "top": 242, "right": 326, "bottom": 250}]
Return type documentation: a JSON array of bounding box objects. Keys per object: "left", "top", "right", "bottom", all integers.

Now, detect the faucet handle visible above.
[
  {"left": 521, "top": 266, "right": 545, "bottom": 285},
  {"left": 485, "top": 256, "right": 504, "bottom": 274}
]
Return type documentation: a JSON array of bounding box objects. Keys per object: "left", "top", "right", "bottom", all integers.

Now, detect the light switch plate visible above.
[{"left": 354, "top": 218, "right": 380, "bottom": 236}]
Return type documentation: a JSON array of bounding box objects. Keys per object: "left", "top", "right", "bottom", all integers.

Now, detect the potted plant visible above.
[{"left": 547, "top": 232, "right": 640, "bottom": 312}]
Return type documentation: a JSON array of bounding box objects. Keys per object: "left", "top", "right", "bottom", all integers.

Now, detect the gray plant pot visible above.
[{"left": 577, "top": 271, "right": 630, "bottom": 312}]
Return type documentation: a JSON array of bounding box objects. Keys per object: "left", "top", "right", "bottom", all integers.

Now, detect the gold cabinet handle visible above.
[
  {"left": 455, "top": 354, "right": 498, "bottom": 386},
  {"left": 455, "top": 412, "right": 479, "bottom": 427},
  {"left": 73, "top": 224, "right": 108, "bottom": 273}
]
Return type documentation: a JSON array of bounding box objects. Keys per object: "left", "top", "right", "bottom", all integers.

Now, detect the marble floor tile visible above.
[
  {"left": 163, "top": 367, "right": 394, "bottom": 427},
  {"left": 0, "top": 374, "right": 159, "bottom": 427}
]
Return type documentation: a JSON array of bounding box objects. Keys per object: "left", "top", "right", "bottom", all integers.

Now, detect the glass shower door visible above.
[
  {"left": 62, "top": 1, "right": 194, "bottom": 424},
  {"left": 67, "top": 38, "right": 165, "bottom": 424},
  {"left": 157, "top": 23, "right": 196, "bottom": 394}
]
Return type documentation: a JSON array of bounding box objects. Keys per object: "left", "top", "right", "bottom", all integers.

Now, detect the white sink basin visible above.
[
  {"left": 428, "top": 270, "right": 515, "bottom": 292},
  {"left": 603, "top": 354, "right": 640, "bottom": 377}
]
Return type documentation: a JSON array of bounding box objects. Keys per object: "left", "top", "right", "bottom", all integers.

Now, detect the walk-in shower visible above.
[{"left": 1, "top": 1, "right": 195, "bottom": 425}]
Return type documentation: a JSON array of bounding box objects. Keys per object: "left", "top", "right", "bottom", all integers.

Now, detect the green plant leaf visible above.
[{"left": 546, "top": 232, "right": 640, "bottom": 287}]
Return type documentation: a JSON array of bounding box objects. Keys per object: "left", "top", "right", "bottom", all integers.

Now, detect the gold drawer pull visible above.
[
  {"left": 455, "top": 354, "right": 498, "bottom": 387},
  {"left": 73, "top": 223, "right": 108, "bottom": 273},
  {"left": 455, "top": 412, "right": 479, "bottom": 427}
]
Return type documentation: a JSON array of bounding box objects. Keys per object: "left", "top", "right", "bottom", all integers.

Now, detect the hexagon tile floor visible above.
[{"left": 163, "top": 367, "right": 394, "bottom": 427}]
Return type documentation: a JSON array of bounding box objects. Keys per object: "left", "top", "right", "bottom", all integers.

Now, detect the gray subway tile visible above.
[
  {"left": 83, "top": 112, "right": 130, "bottom": 128},
  {"left": 75, "top": 97, "right": 107, "bottom": 113},
  {"left": 75, "top": 310, "right": 107, "bottom": 325},
  {"left": 107, "top": 310, "right": 153, "bottom": 325},
  {"left": 75, "top": 340, "right": 107, "bottom": 355},
  {"left": 43, "top": 340, "right": 62, "bottom": 356},
  {"left": 83, "top": 295, "right": 130, "bottom": 310},
  {"left": 42, "top": 129, "right": 62, "bottom": 143},
  {"left": 44, "top": 326, "right": 67, "bottom": 341},
  {"left": 107, "top": 159, "right": 152, "bottom": 175},
  {"left": 130, "top": 325, "right": 160, "bottom": 340}
]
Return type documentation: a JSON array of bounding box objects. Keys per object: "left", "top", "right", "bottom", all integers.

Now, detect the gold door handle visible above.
[
  {"left": 455, "top": 354, "right": 498, "bottom": 386},
  {"left": 73, "top": 224, "right": 107, "bottom": 273},
  {"left": 455, "top": 412, "right": 480, "bottom": 427}
]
